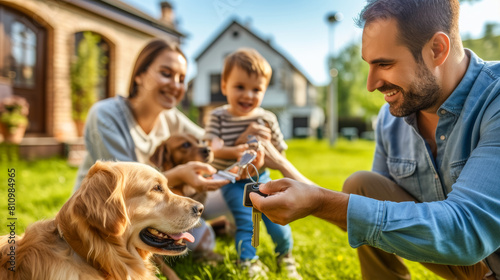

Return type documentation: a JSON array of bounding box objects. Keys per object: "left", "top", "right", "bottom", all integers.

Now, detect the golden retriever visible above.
[
  {"left": 0, "top": 161, "right": 203, "bottom": 280},
  {"left": 150, "top": 133, "right": 213, "bottom": 203}
]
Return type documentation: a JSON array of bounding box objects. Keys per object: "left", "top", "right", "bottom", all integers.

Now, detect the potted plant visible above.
[{"left": 0, "top": 95, "right": 29, "bottom": 144}]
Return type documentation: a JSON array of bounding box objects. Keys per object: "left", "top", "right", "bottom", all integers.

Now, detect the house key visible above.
[
  {"left": 242, "top": 163, "right": 268, "bottom": 247},
  {"left": 212, "top": 150, "right": 257, "bottom": 183}
]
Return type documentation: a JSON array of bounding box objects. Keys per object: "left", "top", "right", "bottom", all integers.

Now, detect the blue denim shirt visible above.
[{"left": 347, "top": 50, "right": 500, "bottom": 272}]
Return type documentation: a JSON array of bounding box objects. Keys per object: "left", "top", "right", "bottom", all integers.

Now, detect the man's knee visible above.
[
  {"left": 343, "top": 171, "right": 416, "bottom": 202},
  {"left": 342, "top": 170, "right": 376, "bottom": 196}
]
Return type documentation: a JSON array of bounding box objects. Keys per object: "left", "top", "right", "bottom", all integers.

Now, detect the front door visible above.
[{"left": 0, "top": 5, "right": 46, "bottom": 135}]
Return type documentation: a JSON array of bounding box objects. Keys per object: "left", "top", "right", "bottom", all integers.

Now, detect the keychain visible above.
[{"left": 242, "top": 163, "right": 268, "bottom": 247}]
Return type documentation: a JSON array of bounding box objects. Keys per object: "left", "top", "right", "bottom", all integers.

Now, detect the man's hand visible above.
[
  {"left": 249, "top": 178, "right": 323, "bottom": 225},
  {"left": 250, "top": 178, "right": 349, "bottom": 229},
  {"left": 165, "top": 161, "right": 229, "bottom": 192}
]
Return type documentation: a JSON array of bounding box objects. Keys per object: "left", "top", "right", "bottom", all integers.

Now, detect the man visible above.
[{"left": 250, "top": 0, "right": 500, "bottom": 279}]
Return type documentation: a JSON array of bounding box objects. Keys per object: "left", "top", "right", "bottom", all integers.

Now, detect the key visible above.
[
  {"left": 213, "top": 150, "right": 257, "bottom": 183},
  {"left": 252, "top": 207, "right": 262, "bottom": 247},
  {"left": 243, "top": 182, "right": 268, "bottom": 247}
]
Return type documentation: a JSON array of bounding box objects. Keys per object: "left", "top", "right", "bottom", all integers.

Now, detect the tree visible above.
[
  {"left": 70, "top": 32, "right": 104, "bottom": 136},
  {"left": 463, "top": 23, "right": 500, "bottom": 60},
  {"left": 327, "top": 42, "right": 384, "bottom": 119}
]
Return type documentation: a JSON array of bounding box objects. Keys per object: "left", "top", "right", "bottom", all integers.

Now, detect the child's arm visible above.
[
  {"left": 214, "top": 145, "right": 250, "bottom": 160},
  {"left": 207, "top": 137, "right": 249, "bottom": 160}
]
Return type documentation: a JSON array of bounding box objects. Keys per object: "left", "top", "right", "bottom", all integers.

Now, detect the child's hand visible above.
[
  {"left": 210, "top": 137, "right": 224, "bottom": 151},
  {"left": 248, "top": 149, "right": 265, "bottom": 177},
  {"left": 235, "top": 122, "right": 271, "bottom": 145},
  {"left": 165, "top": 162, "right": 229, "bottom": 191},
  {"left": 210, "top": 138, "right": 249, "bottom": 160},
  {"left": 233, "top": 143, "right": 250, "bottom": 160}
]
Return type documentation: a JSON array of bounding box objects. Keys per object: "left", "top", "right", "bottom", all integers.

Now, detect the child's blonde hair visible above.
[{"left": 222, "top": 48, "right": 272, "bottom": 84}]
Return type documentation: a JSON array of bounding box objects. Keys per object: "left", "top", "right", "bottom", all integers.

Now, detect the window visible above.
[
  {"left": 11, "top": 21, "right": 36, "bottom": 88},
  {"left": 292, "top": 117, "right": 309, "bottom": 138},
  {"left": 210, "top": 73, "right": 226, "bottom": 103}
]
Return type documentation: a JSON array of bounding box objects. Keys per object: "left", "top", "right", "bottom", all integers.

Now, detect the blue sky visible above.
[{"left": 123, "top": 0, "right": 500, "bottom": 86}]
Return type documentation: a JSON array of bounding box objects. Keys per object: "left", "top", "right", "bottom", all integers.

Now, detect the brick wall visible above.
[{"left": 1, "top": 0, "right": 175, "bottom": 141}]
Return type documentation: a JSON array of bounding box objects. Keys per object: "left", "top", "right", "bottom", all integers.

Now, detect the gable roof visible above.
[
  {"left": 194, "top": 19, "right": 314, "bottom": 85},
  {"left": 63, "top": 0, "right": 184, "bottom": 39}
]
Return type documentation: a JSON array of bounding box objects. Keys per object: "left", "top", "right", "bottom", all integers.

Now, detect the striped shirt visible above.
[{"left": 204, "top": 105, "right": 288, "bottom": 170}]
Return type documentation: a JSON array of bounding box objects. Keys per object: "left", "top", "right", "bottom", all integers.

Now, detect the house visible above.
[
  {"left": 189, "top": 20, "right": 324, "bottom": 139},
  {"left": 0, "top": 0, "right": 182, "bottom": 158}
]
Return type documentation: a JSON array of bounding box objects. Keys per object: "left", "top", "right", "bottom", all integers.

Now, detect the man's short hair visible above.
[
  {"left": 222, "top": 48, "right": 272, "bottom": 84},
  {"left": 356, "top": 0, "right": 461, "bottom": 62}
]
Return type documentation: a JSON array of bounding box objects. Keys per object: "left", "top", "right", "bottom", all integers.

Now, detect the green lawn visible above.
[{"left": 0, "top": 139, "right": 441, "bottom": 279}]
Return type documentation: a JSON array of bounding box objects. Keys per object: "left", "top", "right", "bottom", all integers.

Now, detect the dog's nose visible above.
[
  {"left": 192, "top": 203, "right": 204, "bottom": 217},
  {"left": 200, "top": 147, "right": 211, "bottom": 157}
]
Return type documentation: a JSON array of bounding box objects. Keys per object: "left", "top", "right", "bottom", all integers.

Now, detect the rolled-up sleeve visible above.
[
  {"left": 347, "top": 101, "right": 500, "bottom": 265},
  {"left": 372, "top": 104, "right": 391, "bottom": 178}
]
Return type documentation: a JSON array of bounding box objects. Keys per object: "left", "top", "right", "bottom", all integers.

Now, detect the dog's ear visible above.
[
  {"left": 150, "top": 142, "right": 166, "bottom": 169},
  {"left": 150, "top": 142, "right": 174, "bottom": 171},
  {"left": 72, "top": 161, "right": 128, "bottom": 236}
]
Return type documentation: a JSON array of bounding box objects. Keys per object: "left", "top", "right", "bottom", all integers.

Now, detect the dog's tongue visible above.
[{"left": 168, "top": 232, "right": 195, "bottom": 243}]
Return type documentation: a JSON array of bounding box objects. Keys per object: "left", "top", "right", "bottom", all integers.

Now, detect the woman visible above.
[{"left": 74, "top": 39, "right": 230, "bottom": 256}]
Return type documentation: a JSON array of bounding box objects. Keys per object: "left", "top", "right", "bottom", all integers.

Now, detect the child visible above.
[{"left": 204, "top": 48, "right": 301, "bottom": 279}]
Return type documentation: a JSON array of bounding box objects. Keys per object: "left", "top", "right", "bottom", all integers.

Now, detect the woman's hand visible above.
[{"left": 164, "top": 161, "right": 229, "bottom": 192}]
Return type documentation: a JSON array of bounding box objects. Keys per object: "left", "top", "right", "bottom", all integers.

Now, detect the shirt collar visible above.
[
  {"left": 439, "top": 49, "right": 484, "bottom": 116},
  {"left": 403, "top": 49, "right": 485, "bottom": 125}
]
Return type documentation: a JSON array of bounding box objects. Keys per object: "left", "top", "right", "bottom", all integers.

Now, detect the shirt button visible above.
[
  {"left": 440, "top": 109, "right": 447, "bottom": 115},
  {"left": 440, "top": 135, "right": 446, "bottom": 141},
  {"left": 435, "top": 174, "right": 439, "bottom": 179}
]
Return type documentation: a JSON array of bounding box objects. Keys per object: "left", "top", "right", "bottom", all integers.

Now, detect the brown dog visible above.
[
  {"left": 150, "top": 133, "right": 214, "bottom": 203},
  {"left": 0, "top": 161, "right": 203, "bottom": 280},
  {"left": 150, "top": 134, "right": 235, "bottom": 266}
]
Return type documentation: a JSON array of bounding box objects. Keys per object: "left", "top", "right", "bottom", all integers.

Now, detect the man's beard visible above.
[{"left": 380, "top": 62, "right": 441, "bottom": 117}]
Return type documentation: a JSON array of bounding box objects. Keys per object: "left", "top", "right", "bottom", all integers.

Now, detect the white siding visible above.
[
  {"left": 292, "top": 71, "right": 307, "bottom": 107},
  {"left": 193, "top": 24, "right": 289, "bottom": 107},
  {"left": 193, "top": 21, "right": 323, "bottom": 139}
]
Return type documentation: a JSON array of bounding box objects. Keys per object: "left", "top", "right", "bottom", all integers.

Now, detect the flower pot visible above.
[
  {"left": 0, "top": 122, "right": 27, "bottom": 144},
  {"left": 74, "top": 120, "right": 85, "bottom": 137}
]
